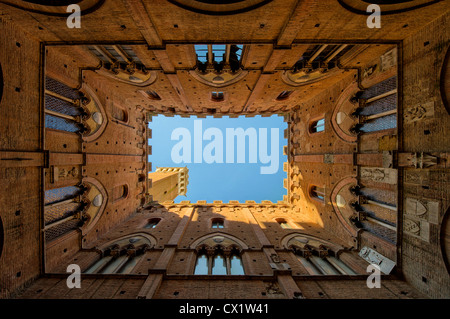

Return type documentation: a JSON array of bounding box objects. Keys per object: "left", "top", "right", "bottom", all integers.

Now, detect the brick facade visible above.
[{"left": 0, "top": 0, "right": 448, "bottom": 300}]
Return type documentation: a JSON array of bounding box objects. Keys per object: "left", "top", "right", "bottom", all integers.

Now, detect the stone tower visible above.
[
  {"left": 0, "top": 0, "right": 449, "bottom": 303},
  {"left": 148, "top": 167, "right": 189, "bottom": 202}
]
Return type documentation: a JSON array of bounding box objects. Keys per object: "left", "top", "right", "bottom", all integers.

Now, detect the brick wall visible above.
[{"left": 400, "top": 11, "right": 450, "bottom": 299}]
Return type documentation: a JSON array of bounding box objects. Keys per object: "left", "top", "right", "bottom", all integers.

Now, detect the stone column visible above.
[
  {"left": 137, "top": 207, "right": 195, "bottom": 299},
  {"left": 242, "top": 207, "right": 302, "bottom": 299}
]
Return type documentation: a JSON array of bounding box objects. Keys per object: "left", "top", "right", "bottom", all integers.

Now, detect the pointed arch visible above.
[
  {"left": 189, "top": 232, "right": 248, "bottom": 250},
  {"left": 80, "top": 82, "right": 108, "bottom": 142},
  {"left": 330, "top": 177, "right": 360, "bottom": 239},
  {"left": 97, "top": 232, "right": 157, "bottom": 251},
  {"left": 79, "top": 177, "right": 108, "bottom": 236},
  {"left": 1, "top": 0, "right": 105, "bottom": 16},
  {"left": 281, "top": 233, "right": 344, "bottom": 253}
]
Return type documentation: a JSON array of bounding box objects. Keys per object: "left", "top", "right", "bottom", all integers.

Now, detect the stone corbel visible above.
[
  {"left": 349, "top": 185, "right": 363, "bottom": 196},
  {"left": 358, "top": 195, "right": 369, "bottom": 205},
  {"left": 349, "top": 123, "right": 363, "bottom": 135},
  {"left": 317, "top": 245, "right": 329, "bottom": 258},
  {"left": 206, "top": 246, "right": 216, "bottom": 257},
  {"left": 349, "top": 213, "right": 363, "bottom": 228},
  {"left": 222, "top": 246, "right": 233, "bottom": 257}
]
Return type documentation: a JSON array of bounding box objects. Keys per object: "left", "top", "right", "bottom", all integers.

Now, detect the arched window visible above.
[
  {"left": 350, "top": 76, "right": 397, "bottom": 134},
  {"left": 112, "top": 184, "right": 128, "bottom": 202},
  {"left": 229, "top": 254, "right": 245, "bottom": 275},
  {"left": 195, "top": 44, "right": 243, "bottom": 72},
  {"left": 193, "top": 239, "right": 245, "bottom": 275},
  {"left": 276, "top": 90, "right": 293, "bottom": 101},
  {"left": 194, "top": 252, "right": 209, "bottom": 275},
  {"left": 84, "top": 235, "right": 152, "bottom": 274},
  {"left": 288, "top": 236, "right": 356, "bottom": 276},
  {"left": 144, "top": 218, "right": 161, "bottom": 229},
  {"left": 111, "top": 104, "right": 128, "bottom": 123},
  {"left": 350, "top": 188, "right": 397, "bottom": 244},
  {"left": 44, "top": 185, "right": 86, "bottom": 242},
  {"left": 276, "top": 218, "right": 292, "bottom": 229},
  {"left": 310, "top": 117, "right": 325, "bottom": 133},
  {"left": 44, "top": 77, "right": 85, "bottom": 134},
  {"left": 211, "top": 254, "right": 227, "bottom": 275},
  {"left": 195, "top": 44, "right": 209, "bottom": 63},
  {"left": 310, "top": 185, "right": 325, "bottom": 203},
  {"left": 211, "top": 218, "right": 224, "bottom": 229},
  {"left": 211, "top": 91, "right": 224, "bottom": 102}
]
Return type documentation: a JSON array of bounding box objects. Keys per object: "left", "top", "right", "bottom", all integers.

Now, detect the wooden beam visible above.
[
  {"left": 85, "top": 154, "right": 143, "bottom": 164},
  {"left": 49, "top": 152, "right": 84, "bottom": 166},
  {"left": 165, "top": 73, "right": 193, "bottom": 112},
  {"left": 123, "top": 0, "right": 163, "bottom": 46},
  {"left": 152, "top": 50, "right": 175, "bottom": 73},
  {"left": 276, "top": 0, "right": 318, "bottom": 46},
  {"left": 0, "top": 151, "right": 45, "bottom": 168},
  {"left": 242, "top": 73, "right": 272, "bottom": 112}
]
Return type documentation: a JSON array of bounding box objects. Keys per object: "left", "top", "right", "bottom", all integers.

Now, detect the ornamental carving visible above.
[{"left": 404, "top": 101, "right": 435, "bottom": 123}]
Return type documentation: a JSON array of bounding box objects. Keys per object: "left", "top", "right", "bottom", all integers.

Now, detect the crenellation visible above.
[{"left": 0, "top": 0, "right": 448, "bottom": 300}]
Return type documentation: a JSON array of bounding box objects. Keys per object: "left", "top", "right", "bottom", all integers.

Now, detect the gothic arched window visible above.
[
  {"left": 350, "top": 76, "right": 397, "bottom": 134},
  {"left": 288, "top": 236, "right": 356, "bottom": 276},
  {"left": 195, "top": 44, "right": 243, "bottom": 72},
  {"left": 211, "top": 253, "right": 227, "bottom": 275},
  {"left": 194, "top": 252, "right": 209, "bottom": 275},
  {"left": 44, "top": 185, "right": 86, "bottom": 242},
  {"left": 84, "top": 235, "right": 153, "bottom": 274},
  {"left": 193, "top": 236, "right": 245, "bottom": 275},
  {"left": 44, "top": 77, "right": 86, "bottom": 134},
  {"left": 229, "top": 254, "right": 245, "bottom": 275}
]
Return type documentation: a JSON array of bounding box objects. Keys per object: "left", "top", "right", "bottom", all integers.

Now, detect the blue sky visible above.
[{"left": 148, "top": 114, "right": 287, "bottom": 203}]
